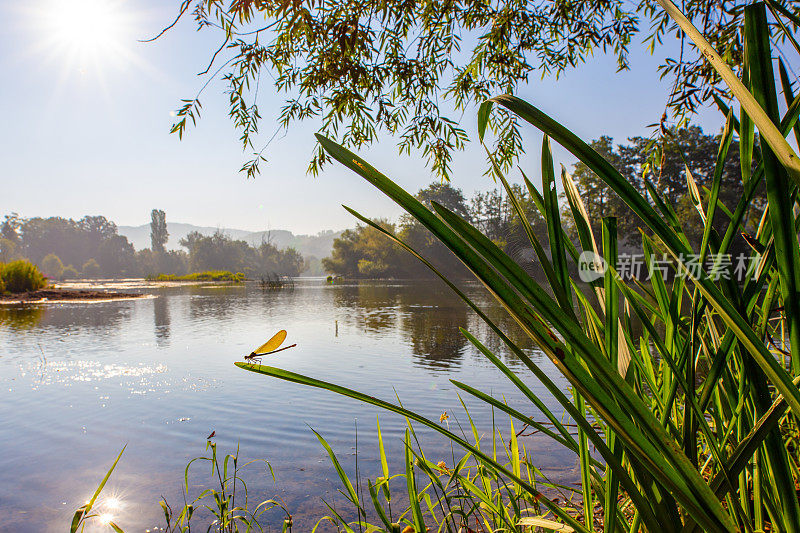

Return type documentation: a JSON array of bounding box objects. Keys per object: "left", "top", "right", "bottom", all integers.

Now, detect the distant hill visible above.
[{"left": 118, "top": 223, "right": 344, "bottom": 261}]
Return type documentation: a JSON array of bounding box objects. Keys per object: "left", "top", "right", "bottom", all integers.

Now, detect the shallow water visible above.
[{"left": 0, "top": 279, "right": 576, "bottom": 531}]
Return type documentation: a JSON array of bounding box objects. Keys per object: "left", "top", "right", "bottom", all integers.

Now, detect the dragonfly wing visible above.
[{"left": 254, "top": 330, "right": 287, "bottom": 355}]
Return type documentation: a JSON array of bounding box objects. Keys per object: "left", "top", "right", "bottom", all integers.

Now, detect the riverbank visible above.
[{"left": 0, "top": 288, "right": 147, "bottom": 304}]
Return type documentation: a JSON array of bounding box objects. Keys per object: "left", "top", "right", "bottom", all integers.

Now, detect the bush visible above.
[
  {"left": 1, "top": 260, "right": 47, "bottom": 293},
  {"left": 82, "top": 258, "right": 101, "bottom": 278},
  {"left": 146, "top": 270, "right": 245, "bottom": 282},
  {"left": 61, "top": 265, "right": 79, "bottom": 279},
  {"left": 41, "top": 253, "right": 64, "bottom": 279}
]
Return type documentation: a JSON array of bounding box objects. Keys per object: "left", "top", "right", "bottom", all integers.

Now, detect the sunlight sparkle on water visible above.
[{"left": 104, "top": 496, "right": 122, "bottom": 510}]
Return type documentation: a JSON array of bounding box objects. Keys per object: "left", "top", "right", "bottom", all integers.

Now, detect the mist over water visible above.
[{"left": 0, "top": 279, "right": 575, "bottom": 531}]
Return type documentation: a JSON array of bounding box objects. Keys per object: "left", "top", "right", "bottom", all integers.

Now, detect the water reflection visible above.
[
  {"left": 42, "top": 302, "right": 131, "bottom": 330},
  {"left": 153, "top": 296, "right": 171, "bottom": 346},
  {"left": 0, "top": 279, "right": 574, "bottom": 532},
  {"left": 332, "top": 283, "right": 400, "bottom": 333},
  {"left": 187, "top": 288, "right": 240, "bottom": 321},
  {"left": 327, "top": 280, "right": 541, "bottom": 371},
  {"left": 397, "top": 285, "right": 468, "bottom": 370},
  {"left": 0, "top": 305, "right": 45, "bottom": 330},
  {"left": 328, "top": 281, "right": 470, "bottom": 369}
]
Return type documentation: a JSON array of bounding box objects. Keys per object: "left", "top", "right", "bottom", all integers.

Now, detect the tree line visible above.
[
  {"left": 0, "top": 210, "right": 306, "bottom": 279},
  {"left": 322, "top": 126, "right": 763, "bottom": 279}
]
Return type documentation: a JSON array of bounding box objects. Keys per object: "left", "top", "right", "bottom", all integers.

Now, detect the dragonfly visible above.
[{"left": 243, "top": 330, "right": 297, "bottom": 364}]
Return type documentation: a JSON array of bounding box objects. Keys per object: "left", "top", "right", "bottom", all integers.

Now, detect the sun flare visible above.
[{"left": 37, "top": 0, "right": 132, "bottom": 69}]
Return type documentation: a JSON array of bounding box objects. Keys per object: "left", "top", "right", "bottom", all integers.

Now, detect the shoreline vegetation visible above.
[
  {"left": 0, "top": 259, "right": 148, "bottom": 303},
  {"left": 0, "top": 211, "right": 308, "bottom": 281},
  {"left": 0, "top": 288, "right": 146, "bottom": 303},
  {"left": 145, "top": 270, "right": 246, "bottom": 282}
]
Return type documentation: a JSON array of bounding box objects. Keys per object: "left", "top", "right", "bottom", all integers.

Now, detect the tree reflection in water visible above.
[
  {"left": 153, "top": 295, "right": 171, "bottom": 346},
  {"left": 330, "top": 280, "right": 538, "bottom": 371},
  {"left": 0, "top": 305, "right": 45, "bottom": 330}
]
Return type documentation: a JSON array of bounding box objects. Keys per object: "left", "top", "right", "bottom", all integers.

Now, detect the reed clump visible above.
[
  {"left": 237, "top": 3, "right": 800, "bottom": 531},
  {"left": 0, "top": 260, "right": 47, "bottom": 293}
]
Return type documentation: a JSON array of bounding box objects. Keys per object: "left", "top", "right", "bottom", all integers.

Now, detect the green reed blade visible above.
[{"left": 319, "top": 134, "right": 733, "bottom": 531}]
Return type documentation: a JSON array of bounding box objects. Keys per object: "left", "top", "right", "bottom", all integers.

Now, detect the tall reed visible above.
[{"left": 238, "top": 3, "right": 800, "bottom": 531}]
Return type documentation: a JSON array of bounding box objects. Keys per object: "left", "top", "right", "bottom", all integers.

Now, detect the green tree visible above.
[
  {"left": 1, "top": 213, "right": 21, "bottom": 243},
  {"left": 16, "top": 215, "right": 135, "bottom": 275},
  {"left": 150, "top": 209, "right": 169, "bottom": 253},
  {"left": 324, "top": 183, "right": 479, "bottom": 278},
  {"left": 0, "top": 238, "right": 19, "bottom": 263},
  {"left": 82, "top": 258, "right": 101, "bottom": 278},
  {"left": 62, "top": 265, "right": 80, "bottom": 279},
  {"left": 323, "top": 221, "right": 407, "bottom": 278},
  {"left": 570, "top": 136, "right": 639, "bottom": 240},
  {"left": 570, "top": 126, "right": 757, "bottom": 247},
  {"left": 154, "top": 0, "right": 797, "bottom": 178},
  {"left": 97, "top": 235, "right": 136, "bottom": 277},
  {"left": 41, "top": 253, "right": 64, "bottom": 279}
]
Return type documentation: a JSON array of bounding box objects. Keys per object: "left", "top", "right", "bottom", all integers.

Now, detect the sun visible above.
[
  {"left": 43, "top": 0, "right": 126, "bottom": 57},
  {"left": 46, "top": 0, "right": 120, "bottom": 51},
  {"left": 31, "top": 0, "right": 136, "bottom": 74}
]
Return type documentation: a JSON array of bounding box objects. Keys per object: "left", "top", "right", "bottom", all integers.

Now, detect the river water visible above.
[{"left": 0, "top": 279, "right": 576, "bottom": 531}]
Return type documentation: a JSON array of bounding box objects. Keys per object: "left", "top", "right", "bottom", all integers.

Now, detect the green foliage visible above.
[
  {"left": 150, "top": 209, "right": 169, "bottom": 253},
  {"left": 1, "top": 260, "right": 47, "bottom": 293},
  {"left": 570, "top": 127, "right": 763, "bottom": 248},
  {"left": 238, "top": 6, "right": 800, "bottom": 530},
  {"left": 0, "top": 237, "right": 20, "bottom": 263},
  {"left": 62, "top": 265, "right": 80, "bottom": 279},
  {"left": 155, "top": 0, "right": 799, "bottom": 179},
  {"left": 136, "top": 248, "right": 189, "bottom": 278},
  {"left": 158, "top": 439, "right": 292, "bottom": 533},
  {"left": 70, "top": 446, "right": 126, "bottom": 533},
  {"left": 180, "top": 230, "right": 304, "bottom": 277},
  {"left": 81, "top": 258, "right": 101, "bottom": 278},
  {"left": 2, "top": 214, "right": 137, "bottom": 277},
  {"left": 41, "top": 253, "right": 64, "bottom": 279},
  {"left": 322, "top": 221, "right": 409, "bottom": 279},
  {"left": 147, "top": 270, "right": 245, "bottom": 282}
]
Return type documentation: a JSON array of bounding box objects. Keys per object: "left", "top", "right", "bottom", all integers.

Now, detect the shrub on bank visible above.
[
  {"left": 146, "top": 270, "right": 246, "bottom": 282},
  {"left": 1, "top": 260, "right": 47, "bottom": 293}
]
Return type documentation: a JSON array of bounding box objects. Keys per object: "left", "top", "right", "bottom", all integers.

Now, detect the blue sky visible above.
[{"left": 0, "top": 0, "right": 724, "bottom": 235}]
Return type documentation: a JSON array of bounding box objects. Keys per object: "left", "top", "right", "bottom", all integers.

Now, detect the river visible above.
[{"left": 0, "top": 278, "right": 576, "bottom": 531}]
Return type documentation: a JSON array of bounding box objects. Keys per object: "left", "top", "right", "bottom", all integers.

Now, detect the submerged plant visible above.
[{"left": 237, "top": 2, "right": 800, "bottom": 531}]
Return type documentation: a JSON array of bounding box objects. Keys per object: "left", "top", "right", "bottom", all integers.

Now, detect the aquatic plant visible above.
[
  {"left": 70, "top": 446, "right": 126, "bottom": 533},
  {"left": 1, "top": 259, "right": 47, "bottom": 293},
  {"left": 259, "top": 274, "right": 294, "bottom": 290},
  {"left": 159, "top": 438, "right": 293, "bottom": 533},
  {"left": 237, "top": 3, "right": 800, "bottom": 531},
  {"left": 70, "top": 440, "right": 292, "bottom": 533}
]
